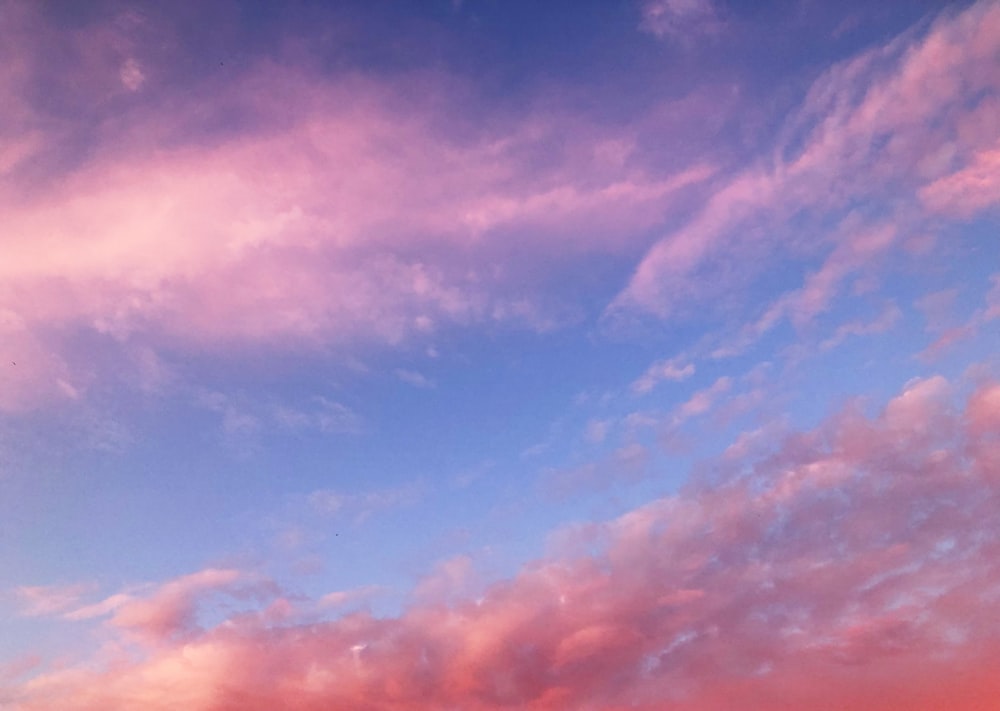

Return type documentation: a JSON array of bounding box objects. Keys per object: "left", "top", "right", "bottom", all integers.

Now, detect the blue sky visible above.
[{"left": 1, "top": 1, "right": 999, "bottom": 708}]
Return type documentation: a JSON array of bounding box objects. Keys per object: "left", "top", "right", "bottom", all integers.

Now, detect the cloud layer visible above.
[
  {"left": 3, "top": 1, "right": 997, "bottom": 414},
  {"left": 6, "top": 375, "right": 999, "bottom": 709}
]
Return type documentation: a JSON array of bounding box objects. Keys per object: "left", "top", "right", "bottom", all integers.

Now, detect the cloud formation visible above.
[
  {"left": 5, "top": 0, "right": 996, "bottom": 416},
  {"left": 615, "top": 0, "right": 1000, "bottom": 322},
  {"left": 0, "top": 0, "right": 713, "bottom": 411},
  {"left": 13, "top": 584, "right": 94, "bottom": 618},
  {"left": 6, "top": 374, "right": 999, "bottom": 709}
]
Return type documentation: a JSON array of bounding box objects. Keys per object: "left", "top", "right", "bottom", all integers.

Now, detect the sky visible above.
[{"left": 0, "top": 0, "right": 999, "bottom": 708}]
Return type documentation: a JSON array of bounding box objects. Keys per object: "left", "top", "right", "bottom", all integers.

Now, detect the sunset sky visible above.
[{"left": 1, "top": 0, "right": 999, "bottom": 708}]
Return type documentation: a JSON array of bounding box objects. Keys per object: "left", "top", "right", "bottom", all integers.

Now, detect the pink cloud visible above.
[
  {"left": 10, "top": 375, "right": 998, "bottom": 709},
  {"left": 318, "top": 585, "right": 383, "bottom": 611},
  {"left": 32, "top": 569, "right": 279, "bottom": 648},
  {"left": 787, "top": 223, "right": 897, "bottom": 327},
  {"left": 967, "top": 382, "right": 1000, "bottom": 437},
  {"left": 920, "top": 146, "right": 1000, "bottom": 217},
  {"left": 63, "top": 593, "right": 134, "bottom": 622},
  {"left": 0, "top": 5, "right": 716, "bottom": 411},
  {"left": 918, "top": 325, "right": 978, "bottom": 362},
  {"left": 613, "top": 0, "right": 1000, "bottom": 320},
  {"left": 708, "top": 220, "right": 901, "bottom": 360},
  {"left": 631, "top": 356, "right": 695, "bottom": 394},
  {"left": 818, "top": 300, "right": 901, "bottom": 352},
  {"left": 13, "top": 583, "right": 94, "bottom": 618},
  {"left": 675, "top": 375, "right": 731, "bottom": 421},
  {"left": 105, "top": 568, "right": 250, "bottom": 643},
  {"left": 916, "top": 273, "right": 1000, "bottom": 361},
  {"left": 0, "top": 655, "right": 41, "bottom": 684}
]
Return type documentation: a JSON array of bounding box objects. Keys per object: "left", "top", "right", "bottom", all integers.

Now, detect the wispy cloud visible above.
[
  {"left": 674, "top": 374, "right": 731, "bottom": 422},
  {"left": 920, "top": 146, "right": 1000, "bottom": 218},
  {"left": 917, "top": 272, "right": 1000, "bottom": 361},
  {"left": 307, "top": 482, "right": 423, "bottom": 524},
  {"left": 818, "top": 300, "right": 901, "bottom": 353},
  {"left": 13, "top": 584, "right": 94, "bottom": 618},
  {"left": 317, "top": 584, "right": 383, "bottom": 611},
  {"left": 639, "top": 0, "right": 726, "bottom": 43},
  {"left": 0, "top": 2, "right": 714, "bottom": 411},
  {"left": 986, "top": 274, "right": 1000, "bottom": 321},
  {"left": 543, "top": 440, "right": 650, "bottom": 497},
  {"left": 613, "top": 1, "right": 1000, "bottom": 326},
  {"left": 198, "top": 393, "right": 364, "bottom": 440},
  {"left": 273, "top": 397, "right": 364, "bottom": 436},
  {"left": 13, "top": 569, "right": 279, "bottom": 648},
  {"left": 631, "top": 356, "right": 695, "bottom": 394},
  {"left": 102, "top": 569, "right": 274, "bottom": 644},
  {"left": 394, "top": 368, "right": 435, "bottom": 389}
]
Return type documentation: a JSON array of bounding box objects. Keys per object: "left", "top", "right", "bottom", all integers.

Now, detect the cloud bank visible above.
[{"left": 6, "top": 375, "right": 999, "bottom": 710}]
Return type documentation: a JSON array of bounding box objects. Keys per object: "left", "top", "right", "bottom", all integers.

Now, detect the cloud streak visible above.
[{"left": 614, "top": 1, "right": 1000, "bottom": 324}]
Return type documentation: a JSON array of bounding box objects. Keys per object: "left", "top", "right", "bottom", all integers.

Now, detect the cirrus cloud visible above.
[
  {"left": 0, "top": 2, "right": 714, "bottom": 413},
  {"left": 613, "top": 0, "right": 1000, "bottom": 323}
]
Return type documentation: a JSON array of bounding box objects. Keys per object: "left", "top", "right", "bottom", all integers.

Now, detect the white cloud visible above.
[{"left": 14, "top": 583, "right": 94, "bottom": 617}]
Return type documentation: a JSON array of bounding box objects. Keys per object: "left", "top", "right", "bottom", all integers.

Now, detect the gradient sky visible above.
[{"left": 1, "top": 0, "right": 999, "bottom": 709}]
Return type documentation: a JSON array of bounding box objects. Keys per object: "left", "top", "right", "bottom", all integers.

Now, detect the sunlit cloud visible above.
[
  {"left": 613, "top": 1, "right": 1000, "bottom": 323},
  {"left": 6, "top": 375, "right": 1000, "bottom": 709},
  {"left": 13, "top": 584, "right": 94, "bottom": 618},
  {"left": 2, "top": 2, "right": 997, "bottom": 709},
  {"left": 0, "top": 7, "right": 713, "bottom": 411}
]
